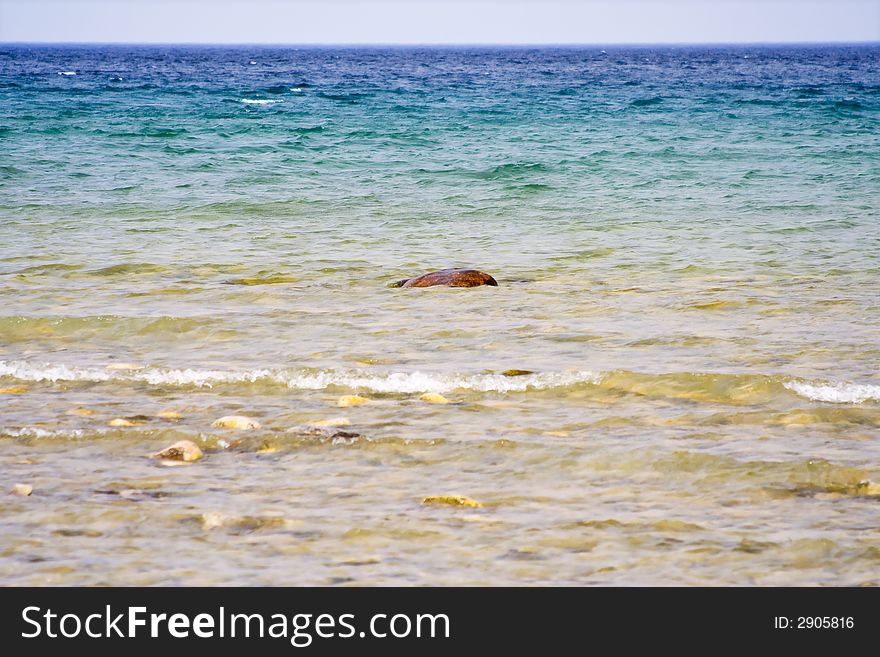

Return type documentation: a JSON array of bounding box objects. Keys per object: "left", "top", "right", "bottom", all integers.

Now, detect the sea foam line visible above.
[
  {"left": 783, "top": 380, "right": 880, "bottom": 404},
  {"left": 0, "top": 360, "right": 601, "bottom": 393}
]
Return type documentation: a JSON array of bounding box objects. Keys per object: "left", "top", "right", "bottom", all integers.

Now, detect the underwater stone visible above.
[
  {"left": 212, "top": 415, "right": 261, "bottom": 430},
  {"left": 10, "top": 483, "right": 33, "bottom": 496},
  {"left": 150, "top": 440, "right": 203, "bottom": 462},
  {"left": 392, "top": 269, "right": 498, "bottom": 288},
  {"left": 422, "top": 495, "right": 483, "bottom": 508},
  {"left": 310, "top": 417, "right": 351, "bottom": 427},
  {"left": 419, "top": 392, "right": 451, "bottom": 404},
  {"left": 337, "top": 395, "right": 369, "bottom": 407},
  {"left": 66, "top": 407, "right": 96, "bottom": 416}
]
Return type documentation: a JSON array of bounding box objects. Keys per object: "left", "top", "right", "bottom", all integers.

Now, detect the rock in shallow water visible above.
[
  {"left": 310, "top": 417, "right": 351, "bottom": 427},
  {"left": 419, "top": 392, "right": 452, "bottom": 404},
  {"left": 10, "top": 483, "right": 33, "bottom": 496},
  {"left": 66, "top": 407, "right": 96, "bottom": 416},
  {"left": 212, "top": 415, "right": 261, "bottom": 430},
  {"left": 149, "top": 440, "right": 203, "bottom": 462},
  {"left": 287, "top": 425, "right": 362, "bottom": 441},
  {"left": 337, "top": 395, "right": 369, "bottom": 407},
  {"left": 422, "top": 495, "right": 483, "bottom": 508},
  {"left": 391, "top": 269, "right": 498, "bottom": 288}
]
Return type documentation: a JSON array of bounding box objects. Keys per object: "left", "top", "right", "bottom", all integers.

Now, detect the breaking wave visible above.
[
  {"left": 2, "top": 360, "right": 878, "bottom": 403},
  {"left": 0, "top": 360, "right": 600, "bottom": 393}
]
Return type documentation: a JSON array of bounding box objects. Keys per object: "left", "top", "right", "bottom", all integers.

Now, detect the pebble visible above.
[
  {"left": 149, "top": 440, "right": 203, "bottom": 462},
  {"left": 10, "top": 483, "right": 33, "bottom": 497},
  {"left": 109, "top": 418, "right": 135, "bottom": 427},
  {"left": 422, "top": 495, "right": 483, "bottom": 508},
  {"left": 310, "top": 417, "right": 351, "bottom": 427},
  {"left": 419, "top": 392, "right": 451, "bottom": 404},
  {"left": 337, "top": 395, "right": 369, "bottom": 407},
  {"left": 201, "top": 512, "right": 225, "bottom": 530},
  {"left": 212, "top": 415, "right": 261, "bottom": 430},
  {"left": 66, "top": 408, "right": 96, "bottom": 416}
]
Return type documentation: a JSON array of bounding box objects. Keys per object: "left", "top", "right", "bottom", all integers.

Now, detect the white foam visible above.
[
  {"left": 0, "top": 360, "right": 112, "bottom": 383},
  {"left": 57, "top": 71, "right": 77, "bottom": 76},
  {"left": 279, "top": 370, "right": 602, "bottom": 394},
  {"left": 290, "top": 87, "right": 304, "bottom": 92},
  {"left": 136, "top": 367, "right": 276, "bottom": 387},
  {"left": 0, "top": 360, "right": 601, "bottom": 393},
  {"left": 239, "top": 98, "right": 281, "bottom": 105},
  {"left": 784, "top": 380, "right": 880, "bottom": 404},
  {"left": 2, "top": 427, "right": 86, "bottom": 439}
]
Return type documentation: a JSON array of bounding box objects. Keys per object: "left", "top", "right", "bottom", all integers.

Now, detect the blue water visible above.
[{"left": 2, "top": 44, "right": 878, "bottom": 214}]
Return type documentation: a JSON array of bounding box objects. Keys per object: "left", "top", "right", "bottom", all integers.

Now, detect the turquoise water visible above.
[{"left": 1, "top": 45, "right": 879, "bottom": 585}]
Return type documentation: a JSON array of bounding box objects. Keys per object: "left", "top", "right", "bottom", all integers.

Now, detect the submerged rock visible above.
[
  {"left": 422, "top": 495, "right": 483, "bottom": 508},
  {"left": 109, "top": 418, "right": 135, "bottom": 427},
  {"left": 790, "top": 479, "right": 880, "bottom": 500},
  {"left": 223, "top": 274, "right": 298, "bottom": 286},
  {"left": 337, "top": 395, "right": 369, "bottom": 407},
  {"left": 419, "top": 392, "right": 451, "bottom": 404},
  {"left": 149, "top": 440, "right": 203, "bottom": 462},
  {"left": 310, "top": 417, "right": 351, "bottom": 427},
  {"left": 105, "top": 363, "right": 144, "bottom": 371},
  {"left": 157, "top": 410, "right": 182, "bottom": 420},
  {"left": 391, "top": 269, "right": 498, "bottom": 288},
  {"left": 0, "top": 387, "right": 27, "bottom": 394},
  {"left": 198, "top": 512, "right": 286, "bottom": 532},
  {"left": 854, "top": 480, "right": 880, "bottom": 497},
  {"left": 502, "top": 369, "right": 534, "bottom": 377},
  {"left": 212, "top": 415, "right": 261, "bottom": 430},
  {"left": 66, "top": 407, "right": 96, "bottom": 416},
  {"left": 10, "top": 483, "right": 33, "bottom": 497},
  {"left": 287, "top": 425, "right": 362, "bottom": 440}
]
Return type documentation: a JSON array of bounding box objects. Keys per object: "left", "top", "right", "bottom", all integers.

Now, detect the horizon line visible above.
[{"left": 2, "top": 39, "right": 878, "bottom": 47}]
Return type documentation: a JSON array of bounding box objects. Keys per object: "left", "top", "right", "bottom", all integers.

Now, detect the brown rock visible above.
[
  {"left": 392, "top": 269, "right": 498, "bottom": 288},
  {"left": 502, "top": 369, "right": 534, "bottom": 377}
]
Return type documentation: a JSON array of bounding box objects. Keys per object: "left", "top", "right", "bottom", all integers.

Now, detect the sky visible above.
[{"left": 0, "top": 0, "right": 878, "bottom": 45}]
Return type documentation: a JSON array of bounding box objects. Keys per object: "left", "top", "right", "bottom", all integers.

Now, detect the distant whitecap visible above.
[{"left": 239, "top": 98, "right": 282, "bottom": 105}]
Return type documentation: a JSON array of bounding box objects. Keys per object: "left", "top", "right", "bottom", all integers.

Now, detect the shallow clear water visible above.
[{"left": 1, "top": 44, "right": 879, "bottom": 585}]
